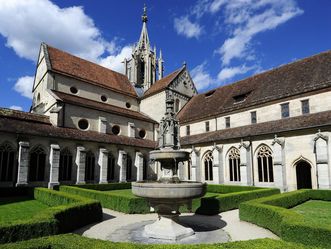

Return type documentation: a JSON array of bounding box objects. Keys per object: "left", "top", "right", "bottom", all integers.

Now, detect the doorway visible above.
[{"left": 296, "top": 161, "right": 312, "bottom": 189}]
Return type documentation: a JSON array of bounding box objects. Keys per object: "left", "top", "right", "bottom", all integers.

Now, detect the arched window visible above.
[
  {"left": 203, "top": 151, "right": 213, "bottom": 181},
  {"left": 85, "top": 151, "right": 95, "bottom": 182},
  {"left": 0, "top": 143, "right": 16, "bottom": 182},
  {"left": 143, "top": 157, "right": 148, "bottom": 180},
  {"left": 257, "top": 145, "right": 274, "bottom": 182},
  {"left": 175, "top": 99, "right": 180, "bottom": 112},
  {"left": 126, "top": 155, "right": 132, "bottom": 181},
  {"left": 59, "top": 148, "right": 72, "bottom": 181},
  {"left": 107, "top": 154, "right": 115, "bottom": 181},
  {"left": 228, "top": 148, "right": 241, "bottom": 182},
  {"left": 29, "top": 146, "right": 46, "bottom": 182}
]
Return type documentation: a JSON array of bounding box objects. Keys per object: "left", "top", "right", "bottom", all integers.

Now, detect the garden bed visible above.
[
  {"left": 239, "top": 189, "right": 331, "bottom": 248},
  {"left": 0, "top": 187, "right": 102, "bottom": 244}
]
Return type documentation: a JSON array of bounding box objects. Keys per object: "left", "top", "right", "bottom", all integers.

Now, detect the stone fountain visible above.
[{"left": 132, "top": 92, "right": 206, "bottom": 241}]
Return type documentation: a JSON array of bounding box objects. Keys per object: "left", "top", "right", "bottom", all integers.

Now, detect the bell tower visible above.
[{"left": 124, "top": 5, "right": 164, "bottom": 93}]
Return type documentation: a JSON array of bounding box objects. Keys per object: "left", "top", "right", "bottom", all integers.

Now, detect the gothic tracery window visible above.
[
  {"left": 143, "top": 157, "right": 148, "bottom": 180},
  {"left": 107, "top": 154, "right": 115, "bottom": 181},
  {"left": 59, "top": 148, "right": 72, "bottom": 181},
  {"left": 85, "top": 151, "right": 95, "bottom": 182},
  {"left": 29, "top": 146, "right": 46, "bottom": 182},
  {"left": 257, "top": 145, "right": 274, "bottom": 182},
  {"left": 0, "top": 143, "right": 16, "bottom": 182},
  {"left": 203, "top": 151, "right": 213, "bottom": 181},
  {"left": 228, "top": 148, "right": 241, "bottom": 182}
]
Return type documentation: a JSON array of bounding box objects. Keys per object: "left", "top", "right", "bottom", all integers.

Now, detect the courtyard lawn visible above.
[
  {"left": 291, "top": 200, "right": 331, "bottom": 227},
  {"left": 0, "top": 197, "right": 48, "bottom": 224}
]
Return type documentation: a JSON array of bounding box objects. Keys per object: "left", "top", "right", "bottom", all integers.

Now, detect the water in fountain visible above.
[{"left": 132, "top": 91, "right": 206, "bottom": 240}]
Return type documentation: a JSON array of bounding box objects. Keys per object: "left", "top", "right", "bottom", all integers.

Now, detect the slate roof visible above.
[
  {"left": 142, "top": 67, "right": 184, "bottom": 98},
  {"left": 0, "top": 108, "right": 156, "bottom": 149},
  {"left": 178, "top": 50, "right": 331, "bottom": 124},
  {"left": 50, "top": 90, "right": 157, "bottom": 123},
  {"left": 45, "top": 44, "right": 137, "bottom": 97},
  {"left": 181, "top": 110, "right": 331, "bottom": 146}
]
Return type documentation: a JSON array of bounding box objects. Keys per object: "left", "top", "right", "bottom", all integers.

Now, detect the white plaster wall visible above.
[{"left": 140, "top": 91, "right": 166, "bottom": 123}]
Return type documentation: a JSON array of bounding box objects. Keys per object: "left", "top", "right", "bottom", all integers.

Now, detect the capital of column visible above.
[
  {"left": 239, "top": 139, "right": 251, "bottom": 149},
  {"left": 19, "top": 141, "right": 29, "bottom": 148},
  {"left": 50, "top": 144, "right": 60, "bottom": 150},
  {"left": 314, "top": 129, "right": 328, "bottom": 142},
  {"left": 272, "top": 134, "right": 285, "bottom": 147}
]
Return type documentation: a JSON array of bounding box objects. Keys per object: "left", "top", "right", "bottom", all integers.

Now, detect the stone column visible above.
[
  {"left": 118, "top": 150, "right": 127, "bottom": 182},
  {"left": 135, "top": 151, "right": 144, "bottom": 181},
  {"left": 98, "top": 148, "right": 108, "bottom": 184},
  {"left": 212, "top": 144, "right": 223, "bottom": 184},
  {"left": 239, "top": 140, "right": 252, "bottom": 186},
  {"left": 16, "top": 141, "right": 30, "bottom": 186},
  {"left": 48, "top": 144, "right": 60, "bottom": 189},
  {"left": 190, "top": 146, "right": 201, "bottom": 181},
  {"left": 272, "top": 135, "right": 286, "bottom": 192},
  {"left": 314, "top": 131, "right": 330, "bottom": 189},
  {"left": 177, "top": 162, "right": 185, "bottom": 180},
  {"left": 75, "top": 146, "right": 86, "bottom": 184}
]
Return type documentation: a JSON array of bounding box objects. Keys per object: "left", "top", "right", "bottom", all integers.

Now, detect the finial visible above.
[
  {"left": 142, "top": 4, "right": 148, "bottom": 23},
  {"left": 183, "top": 61, "right": 187, "bottom": 67}
]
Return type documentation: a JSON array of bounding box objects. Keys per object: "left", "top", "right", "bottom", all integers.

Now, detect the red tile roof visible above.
[
  {"left": 46, "top": 44, "right": 137, "bottom": 97},
  {"left": 181, "top": 110, "right": 331, "bottom": 146},
  {"left": 0, "top": 108, "right": 156, "bottom": 149},
  {"left": 50, "top": 90, "right": 157, "bottom": 123},
  {"left": 178, "top": 50, "right": 331, "bottom": 124},
  {"left": 143, "top": 67, "right": 184, "bottom": 98},
  {"left": 0, "top": 108, "right": 50, "bottom": 124}
]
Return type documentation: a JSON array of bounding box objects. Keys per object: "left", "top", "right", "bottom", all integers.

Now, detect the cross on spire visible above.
[{"left": 142, "top": 4, "right": 148, "bottom": 23}]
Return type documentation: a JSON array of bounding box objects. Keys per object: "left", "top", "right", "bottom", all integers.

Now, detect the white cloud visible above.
[
  {"left": 98, "top": 46, "right": 132, "bottom": 74},
  {"left": 13, "top": 76, "right": 34, "bottom": 99},
  {"left": 174, "top": 16, "right": 202, "bottom": 39},
  {"left": 217, "top": 65, "right": 255, "bottom": 81},
  {"left": 9, "top": 105, "right": 23, "bottom": 111},
  {"left": 191, "top": 63, "right": 215, "bottom": 90}
]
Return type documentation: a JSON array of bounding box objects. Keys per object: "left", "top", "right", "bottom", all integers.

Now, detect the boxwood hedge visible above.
[
  {"left": 0, "top": 233, "right": 319, "bottom": 249},
  {"left": 60, "top": 185, "right": 150, "bottom": 214},
  {"left": 239, "top": 189, "right": 331, "bottom": 248},
  {"left": 0, "top": 188, "right": 102, "bottom": 244}
]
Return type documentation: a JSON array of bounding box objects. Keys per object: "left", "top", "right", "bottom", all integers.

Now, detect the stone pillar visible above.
[
  {"left": 48, "top": 144, "right": 60, "bottom": 189},
  {"left": 177, "top": 162, "right": 185, "bottom": 180},
  {"left": 212, "top": 144, "right": 223, "bottom": 184},
  {"left": 99, "top": 117, "right": 107, "bottom": 133},
  {"left": 16, "top": 141, "right": 30, "bottom": 186},
  {"left": 314, "top": 131, "right": 330, "bottom": 189},
  {"left": 135, "top": 152, "right": 144, "bottom": 181},
  {"left": 98, "top": 148, "right": 108, "bottom": 184},
  {"left": 190, "top": 147, "right": 200, "bottom": 181},
  {"left": 239, "top": 140, "right": 252, "bottom": 186},
  {"left": 118, "top": 150, "right": 127, "bottom": 182},
  {"left": 272, "top": 136, "right": 286, "bottom": 192},
  {"left": 75, "top": 146, "right": 86, "bottom": 184}
]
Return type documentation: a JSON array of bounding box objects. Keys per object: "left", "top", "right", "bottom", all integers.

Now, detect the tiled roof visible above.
[
  {"left": 143, "top": 67, "right": 184, "bottom": 98},
  {"left": 0, "top": 108, "right": 50, "bottom": 124},
  {"left": 181, "top": 110, "right": 331, "bottom": 146},
  {"left": 50, "top": 90, "right": 157, "bottom": 123},
  {"left": 0, "top": 108, "right": 156, "bottom": 149},
  {"left": 178, "top": 50, "right": 331, "bottom": 124},
  {"left": 46, "top": 44, "right": 137, "bottom": 97}
]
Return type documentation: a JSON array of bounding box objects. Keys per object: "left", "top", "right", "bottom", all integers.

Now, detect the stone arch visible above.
[
  {"left": 292, "top": 157, "right": 313, "bottom": 189},
  {"left": 202, "top": 150, "right": 213, "bottom": 181},
  {"left": 226, "top": 147, "right": 241, "bottom": 182},
  {"left": 0, "top": 141, "right": 17, "bottom": 182},
  {"left": 255, "top": 144, "right": 274, "bottom": 183},
  {"left": 59, "top": 147, "right": 73, "bottom": 181},
  {"left": 85, "top": 150, "right": 95, "bottom": 182},
  {"left": 29, "top": 145, "right": 47, "bottom": 182}
]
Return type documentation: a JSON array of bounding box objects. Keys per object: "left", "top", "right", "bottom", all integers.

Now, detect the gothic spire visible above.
[{"left": 138, "top": 4, "right": 150, "bottom": 50}]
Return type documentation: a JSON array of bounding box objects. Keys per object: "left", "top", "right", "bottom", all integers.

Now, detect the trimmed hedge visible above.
[
  {"left": 195, "top": 185, "right": 280, "bottom": 215},
  {"left": 0, "top": 233, "right": 319, "bottom": 249},
  {"left": 239, "top": 189, "right": 331, "bottom": 248},
  {"left": 60, "top": 185, "right": 150, "bottom": 214},
  {"left": 0, "top": 188, "right": 102, "bottom": 244},
  {"left": 76, "top": 182, "right": 132, "bottom": 191}
]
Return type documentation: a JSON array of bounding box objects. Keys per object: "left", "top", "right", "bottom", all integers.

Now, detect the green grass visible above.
[
  {"left": 291, "top": 200, "right": 331, "bottom": 227},
  {"left": 0, "top": 197, "right": 48, "bottom": 224}
]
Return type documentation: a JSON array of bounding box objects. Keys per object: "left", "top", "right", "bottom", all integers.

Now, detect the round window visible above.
[
  {"left": 78, "top": 119, "right": 89, "bottom": 130},
  {"left": 126, "top": 102, "right": 131, "bottom": 108},
  {"left": 112, "top": 125, "right": 120, "bottom": 135},
  {"left": 139, "top": 129, "right": 146, "bottom": 139},
  {"left": 101, "top": 95, "right": 107, "bottom": 102},
  {"left": 70, "top": 86, "right": 78, "bottom": 94}
]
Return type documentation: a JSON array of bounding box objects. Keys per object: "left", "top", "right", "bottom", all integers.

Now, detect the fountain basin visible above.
[
  {"left": 149, "top": 150, "right": 189, "bottom": 162},
  {"left": 132, "top": 181, "right": 206, "bottom": 199}
]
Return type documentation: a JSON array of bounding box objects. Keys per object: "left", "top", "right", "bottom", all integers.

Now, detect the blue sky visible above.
[{"left": 0, "top": 0, "right": 330, "bottom": 112}]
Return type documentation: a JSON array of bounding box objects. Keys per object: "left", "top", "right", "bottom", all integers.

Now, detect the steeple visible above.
[{"left": 124, "top": 5, "right": 165, "bottom": 94}]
